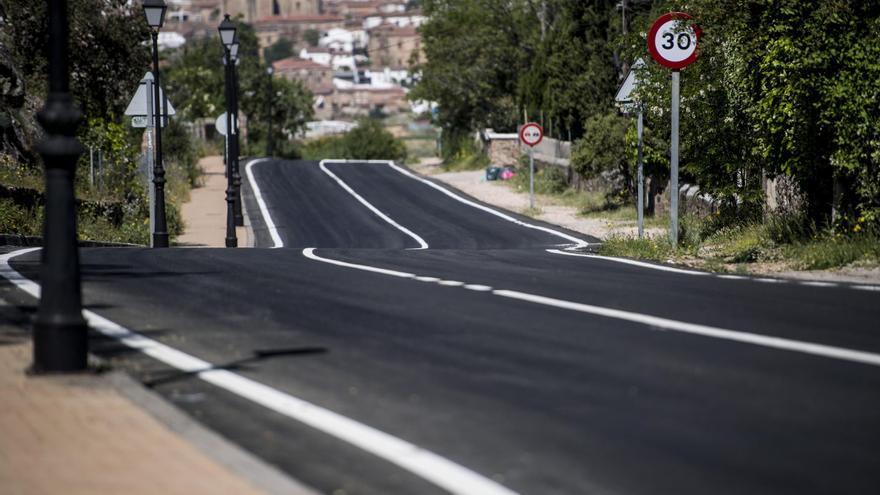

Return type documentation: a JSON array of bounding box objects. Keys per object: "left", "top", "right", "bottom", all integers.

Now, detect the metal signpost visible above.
[
  {"left": 615, "top": 58, "right": 646, "bottom": 238},
  {"left": 519, "top": 122, "right": 544, "bottom": 210},
  {"left": 647, "top": 12, "right": 699, "bottom": 247},
  {"left": 125, "top": 72, "right": 175, "bottom": 247}
]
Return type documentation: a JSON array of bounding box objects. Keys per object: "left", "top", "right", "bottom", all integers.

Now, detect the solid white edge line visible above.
[
  {"left": 319, "top": 160, "right": 429, "bottom": 250},
  {"left": 245, "top": 158, "right": 284, "bottom": 248},
  {"left": 546, "top": 249, "right": 709, "bottom": 276},
  {"left": 301, "top": 247, "right": 880, "bottom": 368},
  {"left": 378, "top": 160, "right": 589, "bottom": 249},
  {"left": 0, "top": 248, "right": 519, "bottom": 495}
]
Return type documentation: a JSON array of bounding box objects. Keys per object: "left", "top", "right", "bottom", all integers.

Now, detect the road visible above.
[{"left": 5, "top": 158, "right": 880, "bottom": 495}]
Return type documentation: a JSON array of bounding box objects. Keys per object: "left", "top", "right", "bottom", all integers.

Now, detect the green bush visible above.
[{"left": 300, "top": 118, "right": 407, "bottom": 162}]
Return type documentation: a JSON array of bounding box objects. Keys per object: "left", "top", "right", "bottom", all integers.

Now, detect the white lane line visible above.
[
  {"left": 438, "top": 280, "right": 465, "bottom": 287},
  {"left": 546, "top": 249, "right": 880, "bottom": 291},
  {"left": 546, "top": 249, "right": 709, "bottom": 276},
  {"left": 319, "top": 160, "right": 428, "bottom": 250},
  {"left": 799, "top": 281, "right": 838, "bottom": 288},
  {"left": 415, "top": 276, "right": 441, "bottom": 282},
  {"left": 302, "top": 248, "right": 880, "bottom": 368},
  {"left": 245, "top": 158, "right": 284, "bottom": 248},
  {"left": 463, "top": 284, "right": 493, "bottom": 292},
  {"left": 379, "top": 160, "right": 589, "bottom": 249},
  {"left": 0, "top": 248, "right": 518, "bottom": 495}
]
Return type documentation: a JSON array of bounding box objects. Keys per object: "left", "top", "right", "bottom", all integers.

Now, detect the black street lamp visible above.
[
  {"left": 143, "top": 0, "right": 169, "bottom": 248},
  {"left": 33, "top": 0, "right": 88, "bottom": 372},
  {"left": 230, "top": 40, "right": 243, "bottom": 227},
  {"left": 218, "top": 15, "right": 237, "bottom": 247},
  {"left": 266, "top": 65, "right": 275, "bottom": 157}
]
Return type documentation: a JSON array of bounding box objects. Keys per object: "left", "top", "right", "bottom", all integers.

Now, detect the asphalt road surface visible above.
[{"left": 5, "top": 158, "right": 880, "bottom": 495}]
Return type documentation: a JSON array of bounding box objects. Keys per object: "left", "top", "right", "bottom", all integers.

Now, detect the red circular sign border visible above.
[
  {"left": 647, "top": 12, "right": 701, "bottom": 70},
  {"left": 519, "top": 122, "right": 544, "bottom": 148}
]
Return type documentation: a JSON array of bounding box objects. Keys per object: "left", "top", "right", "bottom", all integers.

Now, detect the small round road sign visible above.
[
  {"left": 648, "top": 12, "right": 700, "bottom": 70},
  {"left": 519, "top": 122, "right": 544, "bottom": 147}
]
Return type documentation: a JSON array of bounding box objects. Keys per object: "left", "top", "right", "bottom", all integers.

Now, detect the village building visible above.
[{"left": 367, "top": 24, "right": 422, "bottom": 69}]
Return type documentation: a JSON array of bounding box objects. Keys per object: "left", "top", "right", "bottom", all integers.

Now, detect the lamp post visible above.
[
  {"left": 143, "top": 0, "right": 169, "bottom": 248},
  {"left": 266, "top": 65, "right": 274, "bottom": 157},
  {"left": 32, "top": 0, "right": 88, "bottom": 372},
  {"left": 218, "top": 15, "right": 237, "bottom": 247},
  {"left": 230, "top": 40, "right": 243, "bottom": 227}
]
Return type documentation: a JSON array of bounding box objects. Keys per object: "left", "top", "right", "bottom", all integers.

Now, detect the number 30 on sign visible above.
[{"left": 648, "top": 12, "right": 700, "bottom": 70}]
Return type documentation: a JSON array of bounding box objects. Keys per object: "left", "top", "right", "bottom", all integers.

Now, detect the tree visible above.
[
  {"left": 0, "top": 0, "right": 150, "bottom": 163},
  {"left": 303, "top": 29, "right": 321, "bottom": 48},
  {"left": 264, "top": 38, "right": 294, "bottom": 64}
]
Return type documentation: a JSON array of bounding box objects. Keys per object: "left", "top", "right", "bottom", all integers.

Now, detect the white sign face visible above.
[
  {"left": 650, "top": 17, "right": 698, "bottom": 67},
  {"left": 215, "top": 112, "right": 237, "bottom": 136},
  {"left": 519, "top": 123, "right": 543, "bottom": 147},
  {"left": 615, "top": 58, "right": 646, "bottom": 108}
]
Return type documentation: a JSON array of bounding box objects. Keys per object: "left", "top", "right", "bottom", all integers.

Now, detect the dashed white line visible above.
[
  {"left": 438, "top": 280, "right": 465, "bottom": 286},
  {"left": 302, "top": 247, "right": 880, "bottom": 369},
  {"left": 0, "top": 248, "right": 519, "bottom": 495},
  {"left": 463, "top": 284, "right": 493, "bottom": 292},
  {"left": 319, "top": 160, "right": 429, "bottom": 250},
  {"left": 415, "top": 276, "right": 441, "bottom": 282}
]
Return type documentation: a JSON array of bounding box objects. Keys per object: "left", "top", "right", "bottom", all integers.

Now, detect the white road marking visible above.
[
  {"left": 380, "top": 160, "right": 589, "bottom": 249},
  {"left": 245, "top": 158, "right": 284, "bottom": 248},
  {"left": 438, "top": 280, "right": 465, "bottom": 286},
  {"left": 415, "top": 276, "right": 441, "bottom": 282},
  {"left": 546, "top": 249, "right": 709, "bottom": 276},
  {"left": 0, "top": 248, "right": 519, "bottom": 495},
  {"left": 302, "top": 248, "right": 880, "bottom": 368},
  {"left": 319, "top": 160, "right": 428, "bottom": 250},
  {"left": 463, "top": 284, "right": 493, "bottom": 292},
  {"left": 546, "top": 249, "right": 880, "bottom": 291},
  {"left": 799, "top": 281, "right": 838, "bottom": 288}
]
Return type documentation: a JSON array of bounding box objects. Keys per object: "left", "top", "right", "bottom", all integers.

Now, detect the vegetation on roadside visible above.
[
  {"left": 600, "top": 214, "right": 880, "bottom": 272},
  {"left": 300, "top": 118, "right": 407, "bottom": 161}
]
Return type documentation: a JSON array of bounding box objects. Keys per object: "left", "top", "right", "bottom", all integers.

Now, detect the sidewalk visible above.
[
  {"left": 177, "top": 155, "right": 250, "bottom": 247},
  {"left": 0, "top": 312, "right": 264, "bottom": 494}
]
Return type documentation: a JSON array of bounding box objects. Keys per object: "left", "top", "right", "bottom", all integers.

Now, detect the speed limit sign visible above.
[{"left": 647, "top": 12, "right": 700, "bottom": 70}]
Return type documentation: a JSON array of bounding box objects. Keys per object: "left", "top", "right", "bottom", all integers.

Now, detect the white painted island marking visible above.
[
  {"left": 245, "top": 158, "right": 284, "bottom": 248},
  {"left": 319, "top": 160, "right": 428, "bottom": 250}
]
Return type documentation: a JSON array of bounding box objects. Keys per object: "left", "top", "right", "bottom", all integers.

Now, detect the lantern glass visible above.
[
  {"left": 218, "top": 15, "right": 237, "bottom": 47},
  {"left": 142, "top": 0, "right": 167, "bottom": 29}
]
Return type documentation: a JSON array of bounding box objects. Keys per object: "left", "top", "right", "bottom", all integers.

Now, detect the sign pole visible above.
[
  {"left": 146, "top": 76, "right": 155, "bottom": 248},
  {"left": 529, "top": 147, "right": 535, "bottom": 210},
  {"left": 637, "top": 108, "right": 644, "bottom": 239},
  {"left": 670, "top": 70, "right": 680, "bottom": 247}
]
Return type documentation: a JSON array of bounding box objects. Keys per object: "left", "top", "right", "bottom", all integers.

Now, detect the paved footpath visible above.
[
  {"left": 0, "top": 313, "right": 264, "bottom": 494},
  {"left": 177, "top": 155, "right": 250, "bottom": 247}
]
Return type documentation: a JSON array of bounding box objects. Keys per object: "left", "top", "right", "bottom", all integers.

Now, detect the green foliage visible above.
[
  {"left": 78, "top": 117, "right": 144, "bottom": 201},
  {"left": 511, "top": 164, "right": 568, "bottom": 195},
  {"left": 0, "top": 198, "right": 42, "bottom": 235},
  {"left": 627, "top": 1, "right": 880, "bottom": 227},
  {"left": 300, "top": 119, "right": 407, "bottom": 161},
  {"left": 303, "top": 29, "right": 321, "bottom": 48},
  {"left": 245, "top": 76, "right": 314, "bottom": 157},
  {"left": 264, "top": 38, "right": 295, "bottom": 63},
  {"left": 1, "top": 0, "right": 150, "bottom": 120},
  {"left": 570, "top": 112, "right": 631, "bottom": 200}
]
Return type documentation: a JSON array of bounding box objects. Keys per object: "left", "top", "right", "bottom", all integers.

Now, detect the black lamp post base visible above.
[
  {"left": 32, "top": 318, "right": 88, "bottom": 373},
  {"left": 226, "top": 236, "right": 237, "bottom": 247},
  {"left": 153, "top": 232, "right": 169, "bottom": 248}
]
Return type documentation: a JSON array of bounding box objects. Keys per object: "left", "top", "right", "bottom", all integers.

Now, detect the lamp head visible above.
[
  {"left": 142, "top": 0, "right": 167, "bottom": 29},
  {"left": 218, "top": 14, "right": 237, "bottom": 48}
]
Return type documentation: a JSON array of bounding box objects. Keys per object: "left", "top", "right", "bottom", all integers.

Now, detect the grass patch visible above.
[{"left": 599, "top": 211, "right": 880, "bottom": 272}]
